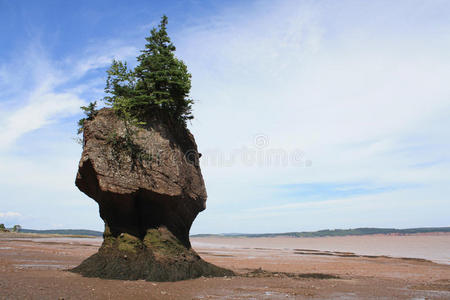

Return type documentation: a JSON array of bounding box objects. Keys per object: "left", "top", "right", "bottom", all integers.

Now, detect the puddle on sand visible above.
[
  {"left": 16, "top": 259, "right": 60, "bottom": 263},
  {"left": 0, "top": 247, "right": 12, "bottom": 250},
  {"left": 14, "top": 264, "right": 69, "bottom": 270},
  {"left": 194, "top": 291, "right": 295, "bottom": 299},
  {"left": 330, "top": 292, "right": 358, "bottom": 299}
]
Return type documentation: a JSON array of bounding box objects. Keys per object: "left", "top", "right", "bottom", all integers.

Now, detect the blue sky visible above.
[{"left": 0, "top": 0, "right": 449, "bottom": 233}]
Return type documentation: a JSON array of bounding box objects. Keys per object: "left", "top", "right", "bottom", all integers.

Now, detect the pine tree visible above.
[{"left": 104, "top": 15, "right": 193, "bottom": 125}]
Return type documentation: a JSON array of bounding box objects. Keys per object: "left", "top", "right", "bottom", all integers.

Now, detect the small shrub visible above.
[
  {"left": 107, "top": 128, "right": 152, "bottom": 170},
  {"left": 77, "top": 101, "right": 98, "bottom": 135}
]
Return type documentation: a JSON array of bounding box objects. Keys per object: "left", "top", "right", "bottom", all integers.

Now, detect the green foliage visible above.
[
  {"left": 117, "top": 233, "right": 143, "bottom": 253},
  {"left": 104, "top": 15, "right": 194, "bottom": 125},
  {"left": 107, "top": 128, "right": 153, "bottom": 169},
  {"left": 143, "top": 228, "right": 187, "bottom": 256},
  {"left": 12, "top": 225, "right": 21, "bottom": 232},
  {"left": 77, "top": 101, "right": 98, "bottom": 134},
  {"left": 76, "top": 16, "right": 193, "bottom": 165},
  {"left": 0, "top": 224, "right": 5, "bottom": 230}
]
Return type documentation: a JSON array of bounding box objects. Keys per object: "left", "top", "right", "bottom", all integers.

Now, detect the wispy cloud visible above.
[
  {"left": 180, "top": 0, "right": 450, "bottom": 186},
  {"left": 195, "top": 185, "right": 450, "bottom": 233},
  {"left": 1, "top": 1, "right": 449, "bottom": 232},
  {"left": 71, "top": 42, "right": 138, "bottom": 78},
  {"left": 275, "top": 182, "right": 417, "bottom": 200},
  {"left": 0, "top": 90, "right": 83, "bottom": 150},
  {"left": 0, "top": 39, "right": 138, "bottom": 151},
  {"left": 0, "top": 35, "right": 138, "bottom": 230},
  {"left": 182, "top": 1, "right": 450, "bottom": 233},
  {"left": 0, "top": 211, "right": 21, "bottom": 218}
]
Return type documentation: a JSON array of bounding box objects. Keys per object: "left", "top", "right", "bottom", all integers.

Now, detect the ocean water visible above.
[{"left": 191, "top": 234, "right": 450, "bottom": 265}]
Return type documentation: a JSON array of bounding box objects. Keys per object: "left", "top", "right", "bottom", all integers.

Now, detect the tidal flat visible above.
[{"left": 0, "top": 233, "right": 449, "bottom": 299}]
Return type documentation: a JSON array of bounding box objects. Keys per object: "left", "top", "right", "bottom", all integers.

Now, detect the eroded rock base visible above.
[{"left": 70, "top": 226, "right": 233, "bottom": 281}]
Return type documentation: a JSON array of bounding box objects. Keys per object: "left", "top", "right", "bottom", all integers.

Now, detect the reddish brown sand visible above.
[{"left": 0, "top": 233, "right": 449, "bottom": 299}]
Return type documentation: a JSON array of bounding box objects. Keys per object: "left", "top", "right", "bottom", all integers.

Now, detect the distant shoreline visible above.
[
  {"left": 193, "top": 231, "right": 450, "bottom": 239},
  {"left": 0, "top": 232, "right": 98, "bottom": 238},
  {"left": 1, "top": 226, "right": 448, "bottom": 239},
  {"left": 191, "top": 227, "right": 450, "bottom": 238}
]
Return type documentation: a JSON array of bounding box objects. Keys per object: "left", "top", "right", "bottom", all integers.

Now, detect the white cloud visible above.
[
  {"left": 181, "top": 1, "right": 450, "bottom": 232},
  {"left": 0, "top": 212, "right": 21, "bottom": 218},
  {"left": 180, "top": 0, "right": 450, "bottom": 185},
  {"left": 0, "top": 92, "right": 83, "bottom": 150},
  {"left": 0, "top": 37, "right": 137, "bottom": 231},
  {"left": 2, "top": 1, "right": 449, "bottom": 232},
  {"left": 0, "top": 38, "right": 138, "bottom": 151},
  {"left": 72, "top": 44, "right": 138, "bottom": 78},
  {"left": 193, "top": 184, "right": 450, "bottom": 233},
  {"left": 0, "top": 47, "right": 78, "bottom": 150}
]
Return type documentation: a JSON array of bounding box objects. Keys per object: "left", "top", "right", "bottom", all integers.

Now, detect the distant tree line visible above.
[
  {"left": 191, "top": 227, "right": 450, "bottom": 238},
  {"left": 0, "top": 224, "right": 21, "bottom": 232}
]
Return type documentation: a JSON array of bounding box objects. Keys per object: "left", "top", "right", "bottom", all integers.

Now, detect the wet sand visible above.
[{"left": 0, "top": 233, "right": 449, "bottom": 299}]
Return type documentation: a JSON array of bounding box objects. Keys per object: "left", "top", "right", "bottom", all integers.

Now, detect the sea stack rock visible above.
[{"left": 71, "top": 108, "right": 233, "bottom": 281}]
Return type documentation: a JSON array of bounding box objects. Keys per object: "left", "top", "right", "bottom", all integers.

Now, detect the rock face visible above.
[{"left": 71, "top": 108, "right": 233, "bottom": 281}]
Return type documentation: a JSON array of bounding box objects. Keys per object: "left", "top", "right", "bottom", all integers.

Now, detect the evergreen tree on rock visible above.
[{"left": 104, "top": 15, "right": 193, "bottom": 125}]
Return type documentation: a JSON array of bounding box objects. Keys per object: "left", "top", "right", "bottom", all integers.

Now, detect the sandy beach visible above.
[{"left": 0, "top": 233, "right": 449, "bottom": 299}]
